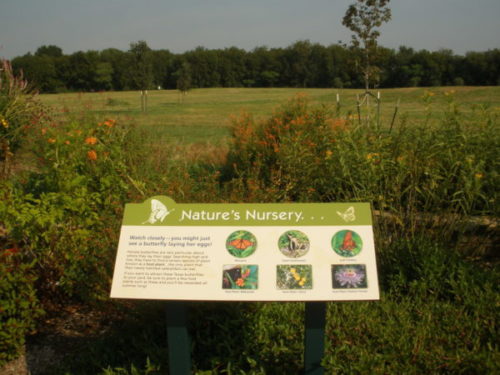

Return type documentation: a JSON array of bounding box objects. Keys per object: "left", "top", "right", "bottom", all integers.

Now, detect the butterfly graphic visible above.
[
  {"left": 337, "top": 206, "right": 355, "bottom": 222},
  {"left": 142, "top": 199, "right": 174, "bottom": 224},
  {"left": 229, "top": 238, "right": 254, "bottom": 250}
]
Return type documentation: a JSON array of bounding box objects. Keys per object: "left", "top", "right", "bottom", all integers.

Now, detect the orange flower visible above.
[
  {"left": 65, "top": 140, "right": 71, "bottom": 145},
  {"left": 236, "top": 278, "right": 245, "bottom": 287},
  {"left": 104, "top": 119, "right": 116, "bottom": 127},
  {"left": 87, "top": 150, "right": 97, "bottom": 161},
  {"left": 48, "top": 138, "right": 56, "bottom": 144},
  {"left": 85, "top": 137, "right": 98, "bottom": 145}
]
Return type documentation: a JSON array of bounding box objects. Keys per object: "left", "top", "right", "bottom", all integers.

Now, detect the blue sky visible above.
[{"left": 1, "top": 0, "right": 499, "bottom": 59}]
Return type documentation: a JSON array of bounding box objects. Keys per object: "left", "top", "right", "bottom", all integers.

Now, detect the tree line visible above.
[{"left": 10, "top": 41, "right": 500, "bottom": 93}]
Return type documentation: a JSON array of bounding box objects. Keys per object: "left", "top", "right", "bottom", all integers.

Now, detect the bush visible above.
[
  {"left": 223, "top": 93, "right": 498, "bottom": 218},
  {"left": 0, "top": 232, "right": 43, "bottom": 366},
  {"left": 0, "top": 59, "right": 43, "bottom": 167}
]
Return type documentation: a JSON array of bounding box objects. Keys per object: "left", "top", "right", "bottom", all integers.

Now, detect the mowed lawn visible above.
[{"left": 40, "top": 86, "right": 500, "bottom": 143}]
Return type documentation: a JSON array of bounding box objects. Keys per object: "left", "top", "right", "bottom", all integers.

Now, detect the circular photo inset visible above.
[
  {"left": 278, "top": 230, "right": 310, "bottom": 258},
  {"left": 331, "top": 230, "right": 363, "bottom": 257},
  {"left": 226, "top": 230, "right": 257, "bottom": 258}
]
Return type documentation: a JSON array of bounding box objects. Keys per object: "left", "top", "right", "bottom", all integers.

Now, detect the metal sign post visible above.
[
  {"left": 304, "top": 302, "right": 327, "bottom": 374},
  {"left": 166, "top": 301, "right": 191, "bottom": 375}
]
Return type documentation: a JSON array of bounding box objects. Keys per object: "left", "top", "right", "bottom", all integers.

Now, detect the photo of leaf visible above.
[
  {"left": 222, "top": 265, "right": 258, "bottom": 289},
  {"left": 332, "top": 264, "right": 367, "bottom": 289},
  {"left": 225, "top": 230, "right": 257, "bottom": 258},
  {"left": 331, "top": 230, "right": 363, "bottom": 257},
  {"left": 276, "top": 265, "right": 313, "bottom": 289},
  {"left": 278, "top": 230, "right": 310, "bottom": 258}
]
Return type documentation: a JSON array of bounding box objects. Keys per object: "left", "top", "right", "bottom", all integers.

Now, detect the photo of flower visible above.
[
  {"left": 331, "top": 230, "right": 363, "bottom": 257},
  {"left": 276, "top": 265, "right": 312, "bottom": 289},
  {"left": 332, "top": 264, "right": 367, "bottom": 289},
  {"left": 222, "top": 265, "right": 258, "bottom": 289}
]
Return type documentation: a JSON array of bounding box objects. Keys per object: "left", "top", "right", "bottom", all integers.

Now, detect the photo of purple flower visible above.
[{"left": 332, "top": 264, "right": 367, "bottom": 288}]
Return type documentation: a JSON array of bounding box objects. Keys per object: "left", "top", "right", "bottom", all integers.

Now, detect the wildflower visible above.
[
  {"left": 48, "top": 138, "right": 56, "bottom": 144},
  {"left": 366, "top": 153, "right": 381, "bottom": 164},
  {"left": 290, "top": 268, "right": 296, "bottom": 274},
  {"left": 236, "top": 278, "right": 245, "bottom": 287},
  {"left": 475, "top": 173, "right": 484, "bottom": 179},
  {"left": 65, "top": 140, "right": 71, "bottom": 145},
  {"left": 85, "top": 137, "right": 98, "bottom": 145},
  {"left": 241, "top": 268, "right": 251, "bottom": 279},
  {"left": 41, "top": 128, "right": 47, "bottom": 135},
  {"left": 325, "top": 150, "right": 333, "bottom": 159},
  {"left": 335, "top": 267, "right": 365, "bottom": 288},
  {"left": 87, "top": 150, "right": 97, "bottom": 161},
  {"left": 1, "top": 118, "right": 8, "bottom": 128},
  {"left": 293, "top": 273, "right": 301, "bottom": 281},
  {"left": 104, "top": 119, "right": 116, "bottom": 128}
]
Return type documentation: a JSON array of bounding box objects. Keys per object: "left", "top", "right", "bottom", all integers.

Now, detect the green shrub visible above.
[
  {"left": 0, "top": 233, "right": 42, "bottom": 367},
  {"left": 0, "top": 59, "right": 43, "bottom": 169},
  {"left": 223, "top": 94, "right": 498, "bottom": 221}
]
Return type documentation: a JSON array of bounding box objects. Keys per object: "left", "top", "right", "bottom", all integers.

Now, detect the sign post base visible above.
[
  {"left": 166, "top": 301, "right": 191, "bottom": 375},
  {"left": 304, "top": 302, "right": 326, "bottom": 374}
]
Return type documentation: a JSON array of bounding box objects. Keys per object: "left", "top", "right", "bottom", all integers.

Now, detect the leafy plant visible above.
[{"left": 0, "top": 59, "right": 44, "bottom": 174}]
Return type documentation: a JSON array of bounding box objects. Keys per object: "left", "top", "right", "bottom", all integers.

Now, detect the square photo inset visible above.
[
  {"left": 276, "top": 264, "right": 313, "bottom": 290},
  {"left": 332, "top": 264, "right": 368, "bottom": 289},
  {"left": 222, "top": 265, "right": 258, "bottom": 290}
]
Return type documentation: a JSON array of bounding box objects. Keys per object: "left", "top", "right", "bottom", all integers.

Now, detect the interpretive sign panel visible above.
[{"left": 110, "top": 196, "right": 380, "bottom": 301}]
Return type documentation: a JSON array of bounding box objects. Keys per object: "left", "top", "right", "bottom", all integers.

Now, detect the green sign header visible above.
[{"left": 122, "top": 196, "right": 372, "bottom": 226}]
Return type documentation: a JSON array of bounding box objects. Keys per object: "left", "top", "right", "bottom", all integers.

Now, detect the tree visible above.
[
  {"left": 128, "top": 41, "right": 153, "bottom": 90},
  {"left": 342, "top": 0, "right": 392, "bottom": 92},
  {"left": 35, "top": 45, "right": 63, "bottom": 58},
  {"left": 175, "top": 61, "right": 192, "bottom": 101}
]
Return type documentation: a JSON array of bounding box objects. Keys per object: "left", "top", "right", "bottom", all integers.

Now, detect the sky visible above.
[{"left": 1, "top": 0, "right": 499, "bottom": 59}]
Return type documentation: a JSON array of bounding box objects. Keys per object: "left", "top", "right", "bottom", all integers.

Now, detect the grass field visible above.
[{"left": 39, "top": 86, "right": 500, "bottom": 144}]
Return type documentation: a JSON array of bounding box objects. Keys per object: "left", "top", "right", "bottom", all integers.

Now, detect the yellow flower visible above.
[
  {"left": 367, "top": 153, "right": 381, "bottom": 164},
  {"left": 325, "top": 150, "right": 333, "bottom": 159},
  {"left": 290, "top": 268, "right": 296, "bottom": 274},
  {"left": 293, "top": 273, "right": 301, "bottom": 281},
  {"left": 1, "top": 118, "right": 8, "bottom": 128},
  {"left": 475, "top": 173, "right": 484, "bottom": 179}
]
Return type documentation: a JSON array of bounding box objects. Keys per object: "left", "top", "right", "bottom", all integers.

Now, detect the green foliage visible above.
[
  {"left": 0, "top": 59, "right": 43, "bottom": 164},
  {"left": 224, "top": 94, "right": 498, "bottom": 225},
  {"left": 0, "top": 225, "right": 43, "bottom": 366},
  {"left": 129, "top": 41, "right": 154, "bottom": 90},
  {"left": 11, "top": 42, "right": 500, "bottom": 92},
  {"left": 343, "top": 0, "right": 392, "bottom": 90},
  {"left": 1, "top": 89, "right": 498, "bottom": 373}
]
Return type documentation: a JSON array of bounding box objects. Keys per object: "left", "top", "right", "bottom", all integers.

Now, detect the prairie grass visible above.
[{"left": 39, "top": 87, "right": 500, "bottom": 144}]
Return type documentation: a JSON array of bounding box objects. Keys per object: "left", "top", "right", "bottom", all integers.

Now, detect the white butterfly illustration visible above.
[
  {"left": 142, "top": 199, "right": 174, "bottom": 224},
  {"left": 337, "top": 206, "right": 355, "bottom": 222}
]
